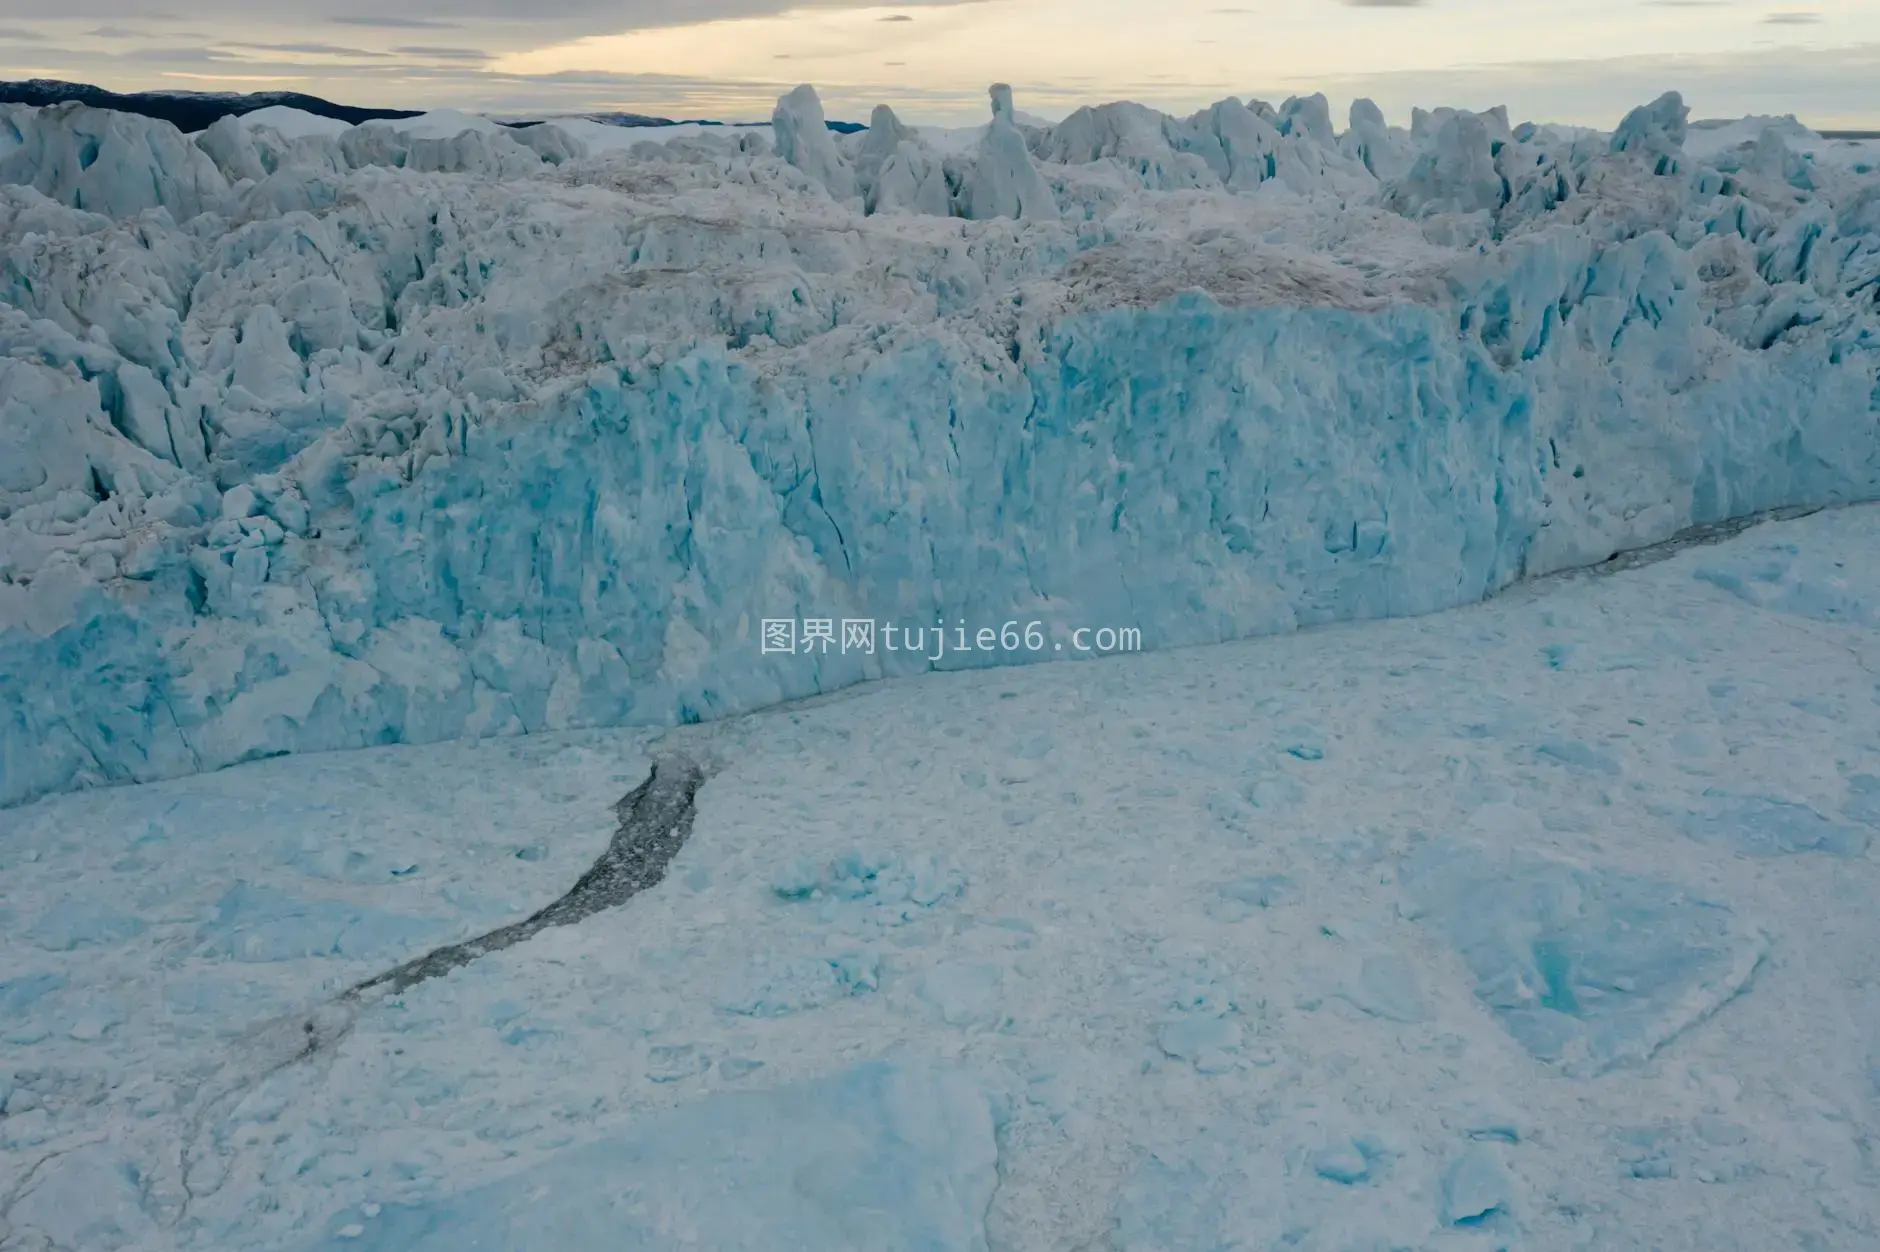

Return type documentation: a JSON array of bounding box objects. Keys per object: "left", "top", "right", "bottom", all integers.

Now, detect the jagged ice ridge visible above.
[{"left": 1, "top": 84, "right": 1878, "bottom": 807}]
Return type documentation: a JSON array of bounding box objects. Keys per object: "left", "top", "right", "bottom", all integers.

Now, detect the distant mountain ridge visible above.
[
  {"left": 0, "top": 78, "right": 424, "bottom": 133},
  {"left": 0, "top": 78, "right": 868, "bottom": 135}
]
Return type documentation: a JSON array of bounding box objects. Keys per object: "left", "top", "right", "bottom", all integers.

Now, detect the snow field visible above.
[{"left": 4, "top": 506, "right": 1880, "bottom": 1248}]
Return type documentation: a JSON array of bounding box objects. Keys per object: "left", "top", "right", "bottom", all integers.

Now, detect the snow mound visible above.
[
  {"left": 1, "top": 82, "right": 1878, "bottom": 805},
  {"left": 364, "top": 107, "right": 503, "bottom": 141},
  {"left": 233, "top": 106, "right": 352, "bottom": 141},
  {"left": 303, "top": 1061, "right": 998, "bottom": 1251}
]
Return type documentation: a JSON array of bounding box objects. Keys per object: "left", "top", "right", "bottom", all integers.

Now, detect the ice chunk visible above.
[
  {"left": 1440, "top": 1143, "right": 1514, "bottom": 1226},
  {"left": 1694, "top": 540, "right": 1880, "bottom": 629},
  {"left": 0, "top": 972, "right": 66, "bottom": 1015},
  {"left": 237, "top": 106, "right": 354, "bottom": 140},
  {"left": 857, "top": 104, "right": 949, "bottom": 216},
  {"left": 919, "top": 961, "right": 1009, "bottom": 1030},
  {"left": 1684, "top": 792, "right": 1870, "bottom": 858},
  {"left": 1307, "top": 1138, "right": 1372, "bottom": 1185},
  {"left": 1155, "top": 1014, "right": 1243, "bottom": 1072},
  {"left": 718, "top": 951, "right": 880, "bottom": 1017},
  {"left": 1845, "top": 774, "right": 1880, "bottom": 825},
  {"left": 769, "top": 850, "right": 966, "bottom": 921},
  {"left": 1277, "top": 94, "right": 1336, "bottom": 149},
  {"left": 1045, "top": 100, "right": 1215, "bottom": 191},
  {"left": 1340, "top": 953, "right": 1429, "bottom": 1024},
  {"left": 195, "top": 113, "right": 269, "bottom": 183},
  {"left": 1112, "top": 1121, "right": 1425, "bottom": 1250},
  {"left": 1112, "top": 1136, "right": 1282, "bottom": 1251},
  {"left": 27, "top": 898, "right": 146, "bottom": 950},
  {"left": 1535, "top": 739, "right": 1621, "bottom": 776},
  {"left": 1382, "top": 111, "right": 1506, "bottom": 217},
  {"left": 963, "top": 85, "right": 1058, "bottom": 220},
  {"left": 1342, "top": 98, "right": 1409, "bottom": 179},
  {"left": 645, "top": 1043, "right": 710, "bottom": 1083},
  {"left": 196, "top": 883, "right": 444, "bottom": 963},
  {"left": 1611, "top": 91, "right": 1690, "bottom": 164},
  {"left": 0, "top": 101, "right": 230, "bottom": 219},
  {"left": 509, "top": 123, "right": 586, "bottom": 166},
  {"left": 1207, "top": 874, "right": 1297, "bottom": 921},
  {"left": 772, "top": 85, "right": 856, "bottom": 201},
  {"left": 5, "top": 1142, "right": 159, "bottom": 1249},
  {"left": 769, "top": 856, "right": 824, "bottom": 899},
  {"left": 304, "top": 1061, "right": 998, "bottom": 1251},
  {"left": 1399, "top": 842, "right": 1766, "bottom": 1074}
]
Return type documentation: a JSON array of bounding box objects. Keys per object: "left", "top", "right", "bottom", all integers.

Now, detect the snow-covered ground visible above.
[
  {"left": 5, "top": 503, "right": 1880, "bottom": 1250},
  {"left": 4, "top": 83, "right": 1879, "bottom": 809}
]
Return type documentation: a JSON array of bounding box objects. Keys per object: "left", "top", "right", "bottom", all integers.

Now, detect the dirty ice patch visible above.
[
  {"left": 1398, "top": 842, "right": 1767, "bottom": 1075},
  {"left": 304, "top": 1061, "right": 998, "bottom": 1252}
]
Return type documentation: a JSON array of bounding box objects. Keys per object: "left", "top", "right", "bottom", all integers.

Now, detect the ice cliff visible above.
[{"left": 2, "top": 86, "right": 1878, "bottom": 806}]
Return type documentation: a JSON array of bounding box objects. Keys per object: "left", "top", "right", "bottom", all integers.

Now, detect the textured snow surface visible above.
[
  {"left": 5, "top": 506, "right": 1880, "bottom": 1250},
  {"left": 3, "top": 86, "right": 1880, "bottom": 806},
  {"left": 304, "top": 1061, "right": 998, "bottom": 1251}
]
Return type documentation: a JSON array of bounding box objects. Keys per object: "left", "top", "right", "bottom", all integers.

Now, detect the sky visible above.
[{"left": 1, "top": 1, "right": 1876, "bottom": 128}]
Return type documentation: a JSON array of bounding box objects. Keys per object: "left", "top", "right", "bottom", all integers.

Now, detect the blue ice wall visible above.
[{"left": 5, "top": 274, "right": 1876, "bottom": 808}]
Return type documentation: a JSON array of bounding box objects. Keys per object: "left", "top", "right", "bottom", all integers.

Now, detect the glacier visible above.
[{"left": 3, "top": 85, "right": 1879, "bottom": 806}]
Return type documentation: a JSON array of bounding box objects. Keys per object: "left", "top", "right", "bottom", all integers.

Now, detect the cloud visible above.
[
  {"left": 7, "top": 0, "right": 1875, "bottom": 131},
  {"left": 110, "top": 45, "right": 247, "bottom": 64},
  {"left": 0, "top": 24, "right": 45, "bottom": 39},
  {"left": 390, "top": 45, "right": 492, "bottom": 60},
  {"left": 326, "top": 14, "right": 459, "bottom": 27},
  {"left": 1308, "top": 40, "right": 1880, "bottom": 129},
  {"left": 0, "top": 1, "right": 981, "bottom": 41},
  {"left": 1341, "top": 0, "right": 1429, "bottom": 7},
  {"left": 221, "top": 41, "right": 396, "bottom": 57},
  {"left": 1761, "top": 11, "right": 1821, "bottom": 23}
]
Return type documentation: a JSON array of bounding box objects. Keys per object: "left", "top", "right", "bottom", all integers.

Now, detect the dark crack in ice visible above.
[
  {"left": 1535, "top": 504, "right": 1828, "bottom": 586},
  {"left": 346, "top": 754, "right": 707, "bottom": 1000}
]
